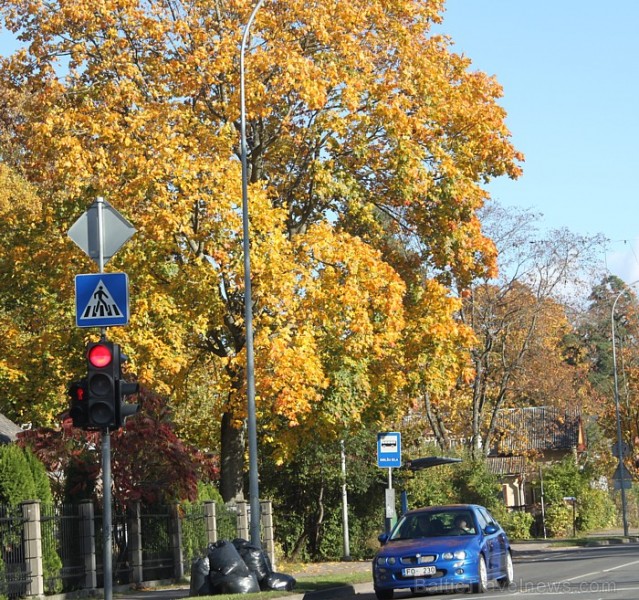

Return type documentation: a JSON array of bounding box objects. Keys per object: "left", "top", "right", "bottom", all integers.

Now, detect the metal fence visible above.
[
  {"left": 140, "top": 505, "right": 173, "bottom": 582},
  {"left": 94, "top": 505, "right": 133, "bottom": 588},
  {"left": 0, "top": 500, "right": 273, "bottom": 597},
  {"left": 0, "top": 506, "right": 28, "bottom": 599},
  {"left": 40, "top": 504, "right": 84, "bottom": 594}
]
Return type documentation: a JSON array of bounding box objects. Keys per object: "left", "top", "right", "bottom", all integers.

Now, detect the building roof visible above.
[
  {"left": 491, "top": 406, "right": 586, "bottom": 456},
  {"left": 0, "top": 413, "right": 23, "bottom": 444},
  {"left": 486, "top": 455, "right": 526, "bottom": 477}
]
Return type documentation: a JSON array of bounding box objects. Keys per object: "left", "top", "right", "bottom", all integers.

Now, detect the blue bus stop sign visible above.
[{"left": 377, "top": 432, "right": 402, "bottom": 468}]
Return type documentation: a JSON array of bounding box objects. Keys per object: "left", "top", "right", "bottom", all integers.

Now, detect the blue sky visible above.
[
  {"left": 439, "top": 0, "right": 639, "bottom": 281},
  {"left": 2, "top": 2, "right": 638, "bottom": 279}
]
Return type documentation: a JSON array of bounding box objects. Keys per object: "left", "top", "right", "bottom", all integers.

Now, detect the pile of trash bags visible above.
[{"left": 189, "top": 538, "right": 296, "bottom": 596}]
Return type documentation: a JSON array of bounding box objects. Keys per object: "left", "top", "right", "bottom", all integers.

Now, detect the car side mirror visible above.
[
  {"left": 484, "top": 524, "right": 498, "bottom": 535},
  {"left": 378, "top": 533, "right": 390, "bottom": 545}
]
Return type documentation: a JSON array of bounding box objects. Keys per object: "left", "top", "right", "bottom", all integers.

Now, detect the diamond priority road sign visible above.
[
  {"left": 75, "top": 273, "right": 129, "bottom": 328},
  {"left": 68, "top": 198, "right": 136, "bottom": 266}
]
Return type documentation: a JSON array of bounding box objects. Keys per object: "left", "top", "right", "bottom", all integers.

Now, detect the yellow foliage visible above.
[{"left": 0, "top": 0, "right": 522, "bottom": 459}]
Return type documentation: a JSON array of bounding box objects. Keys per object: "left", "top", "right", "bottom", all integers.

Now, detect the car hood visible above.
[{"left": 376, "top": 536, "right": 480, "bottom": 557}]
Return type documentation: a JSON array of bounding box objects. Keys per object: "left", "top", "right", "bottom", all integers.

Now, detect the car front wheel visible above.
[
  {"left": 497, "top": 551, "right": 514, "bottom": 588},
  {"left": 375, "top": 587, "right": 394, "bottom": 600},
  {"left": 471, "top": 555, "right": 488, "bottom": 593}
]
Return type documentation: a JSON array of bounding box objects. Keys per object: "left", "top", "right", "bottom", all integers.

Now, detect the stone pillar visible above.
[
  {"left": 171, "top": 504, "right": 184, "bottom": 580},
  {"left": 236, "top": 502, "right": 249, "bottom": 541},
  {"left": 260, "top": 500, "right": 275, "bottom": 571},
  {"left": 128, "top": 500, "right": 143, "bottom": 584},
  {"left": 21, "top": 500, "right": 44, "bottom": 598},
  {"left": 204, "top": 502, "right": 217, "bottom": 545},
  {"left": 78, "top": 500, "right": 97, "bottom": 590}
]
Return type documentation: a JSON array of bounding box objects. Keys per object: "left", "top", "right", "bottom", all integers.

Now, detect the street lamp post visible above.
[
  {"left": 240, "top": 0, "right": 268, "bottom": 547},
  {"left": 611, "top": 280, "right": 639, "bottom": 537}
]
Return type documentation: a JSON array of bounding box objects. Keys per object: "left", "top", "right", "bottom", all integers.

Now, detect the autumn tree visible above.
[
  {"left": 0, "top": 0, "right": 522, "bottom": 500},
  {"left": 0, "top": 162, "right": 87, "bottom": 425},
  {"left": 447, "top": 205, "right": 605, "bottom": 456},
  {"left": 578, "top": 276, "right": 639, "bottom": 474}
]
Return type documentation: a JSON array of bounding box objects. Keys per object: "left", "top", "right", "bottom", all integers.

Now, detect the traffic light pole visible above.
[
  {"left": 102, "top": 428, "right": 113, "bottom": 600},
  {"left": 96, "top": 198, "right": 113, "bottom": 600},
  {"left": 70, "top": 195, "right": 138, "bottom": 600}
]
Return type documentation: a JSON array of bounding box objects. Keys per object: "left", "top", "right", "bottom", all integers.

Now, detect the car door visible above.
[{"left": 477, "top": 507, "right": 504, "bottom": 578}]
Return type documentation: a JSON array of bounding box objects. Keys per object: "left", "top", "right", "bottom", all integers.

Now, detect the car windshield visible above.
[{"left": 389, "top": 510, "right": 477, "bottom": 540}]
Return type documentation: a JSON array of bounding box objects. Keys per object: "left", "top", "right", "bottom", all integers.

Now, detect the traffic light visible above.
[
  {"left": 86, "top": 341, "right": 118, "bottom": 429},
  {"left": 114, "top": 344, "right": 139, "bottom": 428},
  {"left": 68, "top": 379, "right": 89, "bottom": 429}
]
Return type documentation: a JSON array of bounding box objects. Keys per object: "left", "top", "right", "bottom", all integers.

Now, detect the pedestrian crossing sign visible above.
[{"left": 75, "top": 273, "right": 129, "bottom": 328}]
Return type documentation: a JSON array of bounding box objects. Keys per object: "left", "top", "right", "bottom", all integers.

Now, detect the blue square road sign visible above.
[
  {"left": 75, "top": 273, "right": 129, "bottom": 328},
  {"left": 377, "top": 432, "right": 402, "bottom": 468}
]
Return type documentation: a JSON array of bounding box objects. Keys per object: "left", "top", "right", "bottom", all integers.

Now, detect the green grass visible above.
[{"left": 117, "top": 566, "right": 372, "bottom": 600}]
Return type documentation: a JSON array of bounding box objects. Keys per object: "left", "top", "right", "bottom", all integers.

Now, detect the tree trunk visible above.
[
  {"left": 290, "top": 533, "right": 308, "bottom": 561},
  {"left": 422, "top": 387, "right": 449, "bottom": 450},
  {"left": 220, "top": 411, "right": 246, "bottom": 503},
  {"left": 311, "top": 484, "right": 325, "bottom": 558}
]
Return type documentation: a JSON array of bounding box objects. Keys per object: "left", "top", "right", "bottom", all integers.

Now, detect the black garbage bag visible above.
[
  {"left": 207, "top": 539, "right": 250, "bottom": 577},
  {"left": 261, "top": 572, "right": 296, "bottom": 592},
  {"left": 189, "top": 556, "right": 211, "bottom": 596},
  {"left": 232, "top": 538, "right": 273, "bottom": 582},
  {"left": 210, "top": 571, "right": 260, "bottom": 594}
]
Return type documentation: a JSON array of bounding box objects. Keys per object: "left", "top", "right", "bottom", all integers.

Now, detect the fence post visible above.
[
  {"left": 128, "top": 500, "right": 143, "bottom": 584},
  {"left": 236, "top": 501, "right": 249, "bottom": 541},
  {"left": 21, "top": 500, "right": 44, "bottom": 598},
  {"left": 204, "top": 502, "right": 217, "bottom": 545},
  {"left": 171, "top": 504, "right": 184, "bottom": 580},
  {"left": 260, "top": 500, "right": 275, "bottom": 571},
  {"left": 79, "top": 500, "right": 97, "bottom": 590}
]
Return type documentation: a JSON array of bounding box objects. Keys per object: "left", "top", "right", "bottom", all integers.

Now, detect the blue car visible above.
[{"left": 373, "top": 504, "right": 514, "bottom": 598}]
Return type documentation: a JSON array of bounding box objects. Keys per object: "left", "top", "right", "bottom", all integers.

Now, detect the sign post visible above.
[{"left": 377, "top": 432, "right": 401, "bottom": 533}]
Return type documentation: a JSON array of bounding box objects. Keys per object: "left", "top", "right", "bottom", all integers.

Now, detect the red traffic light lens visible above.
[{"left": 87, "top": 344, "right": 113, "bottom": 368}]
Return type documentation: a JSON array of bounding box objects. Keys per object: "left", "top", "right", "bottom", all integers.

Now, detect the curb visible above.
[
  {"left": 274, "top": 582, "right": 372, "bottom": 600},
  {"left": 586, "top": 536, "right": 639, "bottom": 546},
  {"left": 292, "top": 583, "right": 356, "bottom": 600}
]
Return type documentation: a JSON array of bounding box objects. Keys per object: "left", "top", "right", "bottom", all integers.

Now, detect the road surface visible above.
[
  {"left": 121, "top": 544, "right": 639, "bottom": 599},
  {"left": 308, "top": 545, "right": 639, "bottom": 600}
]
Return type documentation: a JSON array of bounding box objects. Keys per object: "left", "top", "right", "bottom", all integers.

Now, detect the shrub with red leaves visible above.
[{"left": 19, "top": 387, "right": 217, "bottom": 506}]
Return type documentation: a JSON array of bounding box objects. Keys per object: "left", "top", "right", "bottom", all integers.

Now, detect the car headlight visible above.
[
  {"left": 388, "top": 557, "right": 396, "bottom": 565},
  {"left": 377, "top": 556, "right": 396, "bottom": 566},
  {"left": 442, "top": 550, "right": 467, "bottom": 560}
]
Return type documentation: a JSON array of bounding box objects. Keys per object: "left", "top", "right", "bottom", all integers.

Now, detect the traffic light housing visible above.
[
  {"left": 68, "top": 379, "right": 89, "bottom": 429},
  {"left": 114, "top": 344, "right": 139, "bottom": 428},
  {"left": 86, "top": 341, "right": 118, "bottom": 429}
]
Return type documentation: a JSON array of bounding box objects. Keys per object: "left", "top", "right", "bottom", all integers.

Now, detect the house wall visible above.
[{"left": 501, "top": 478, "right": 526, "bottom": 509}]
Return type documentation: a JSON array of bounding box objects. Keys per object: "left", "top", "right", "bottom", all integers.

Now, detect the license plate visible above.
[{"left": 402, "top": 566, "right": 436, "bottom": 577}]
